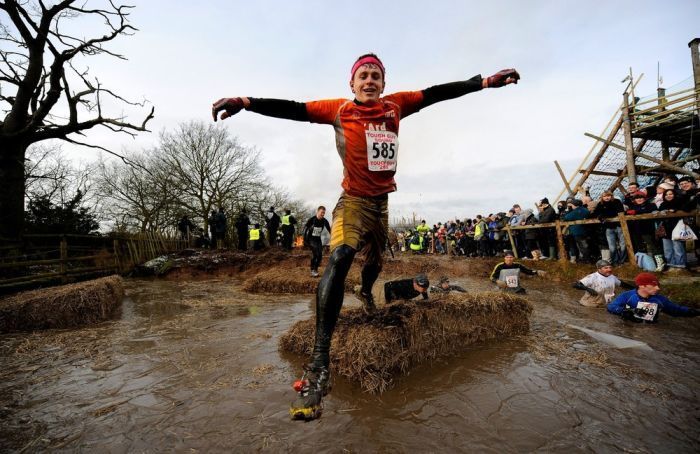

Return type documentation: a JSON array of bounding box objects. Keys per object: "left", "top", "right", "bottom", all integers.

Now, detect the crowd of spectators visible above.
[{"left": 397, "top": 175, "right": 699, "bottom": 272}]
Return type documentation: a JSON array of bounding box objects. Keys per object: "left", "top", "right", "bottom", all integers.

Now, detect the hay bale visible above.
[
  {"left": 0, "top": 275, "right": 124, "bottom": 333},
  {"left": 279, "top": 291, "right": 531, "bottom": 393},
  {"left": 243, "top": 267, "right": 360, "bottom": 294}
]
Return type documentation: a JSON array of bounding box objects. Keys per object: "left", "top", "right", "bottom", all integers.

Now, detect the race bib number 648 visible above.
[{"left": 366, "top": 130, "right": 398, "bottom": 171}]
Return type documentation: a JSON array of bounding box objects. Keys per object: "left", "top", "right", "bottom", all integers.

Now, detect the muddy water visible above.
[{"left": 1, "top": 273, "right": 699, "bottom": 452}]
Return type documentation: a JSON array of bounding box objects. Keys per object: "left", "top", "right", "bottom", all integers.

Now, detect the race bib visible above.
[
  {"left": 636, "top": 302, "right": 658, "bottom": 322},
  {"left": 312, "top": 226, "right": 323, "bottom": 237},
  {"left": 366, "top": 130, "right": 398, "bottom": 171},
  {"left": 505, "top": 275, "right": 519, "bottom": 288}
]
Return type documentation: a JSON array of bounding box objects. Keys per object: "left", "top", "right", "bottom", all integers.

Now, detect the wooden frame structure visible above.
[{"left": 554, "top": 38, "right": 700, "bottom": 202}]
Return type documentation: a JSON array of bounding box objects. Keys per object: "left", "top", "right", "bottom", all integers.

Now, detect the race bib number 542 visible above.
[{"left": 366, "top": 130, "right": 398, "bottom": 171}]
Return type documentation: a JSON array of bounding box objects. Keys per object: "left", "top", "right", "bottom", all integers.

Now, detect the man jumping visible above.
[{"left": 212, "top": 53, "right": 519, "bottom": 420}]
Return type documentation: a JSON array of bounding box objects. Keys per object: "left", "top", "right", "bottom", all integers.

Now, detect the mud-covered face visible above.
[
  {"left": 350, "top": 64, "right": 385, "bottom": 103},
  {"left": 638, "top": 284, "right": 660, "bottom": 296},
  {"left": 413, "top": 281, "right": 428, "bottom": 293},
  {"left": 598, "top": 265, "right": 613, "bottom": 277},
  {"left": 504, "top": 255, "right": 515, "bottom": 265}
]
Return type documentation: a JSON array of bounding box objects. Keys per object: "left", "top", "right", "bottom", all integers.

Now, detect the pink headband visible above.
[{"left": 350, "top": 56, "right": 385, "bottom": 81}]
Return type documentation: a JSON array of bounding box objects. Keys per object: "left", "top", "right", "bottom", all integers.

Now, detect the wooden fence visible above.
[
  {"left": 0, "top": 232, "right": 188, "bottom": 293},
  {"left": 503, "top": 210, "right": 699, "bottom": 265}
]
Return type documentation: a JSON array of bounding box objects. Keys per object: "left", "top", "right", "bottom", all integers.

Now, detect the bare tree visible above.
[
  {"left": 0, "top": 1, "right": 153, "bottom": 239},
  {"left": 158, "top": 121, "right": 267, "bottom": 229},
  {"left": 25, "top": 143, "right": 96, "bottom": 207},
  {"left": 96, "top": 151, "right": 178, "bottom": 233}
]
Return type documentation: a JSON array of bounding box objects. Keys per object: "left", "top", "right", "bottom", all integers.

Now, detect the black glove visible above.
[
  {"left": 586, "top": 288, "right": 599, "bottom": 297},
  {"left": 621, "top": 306, "right": 643, "bottom": 322},
  {"left": 687, "top": 308, "right": 700, "bottom": 317}
]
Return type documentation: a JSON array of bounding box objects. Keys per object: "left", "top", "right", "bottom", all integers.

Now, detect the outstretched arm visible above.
[
  {"left": 213, "top": 97, "right": 309, "bottom": 122},
  {"left": 420, "top": 69, "right": 520, "bottom": 109}
]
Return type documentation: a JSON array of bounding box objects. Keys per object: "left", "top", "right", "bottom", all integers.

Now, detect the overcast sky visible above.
[{"left": 53, "top": 0, "right": 700, "bottom": 224}]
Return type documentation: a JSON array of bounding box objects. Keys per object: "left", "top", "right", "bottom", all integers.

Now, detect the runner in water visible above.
[{"left": 212, "top": 53, "right": 519, "bottom": 420}]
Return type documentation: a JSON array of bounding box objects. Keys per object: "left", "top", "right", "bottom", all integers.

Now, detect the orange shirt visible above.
[{"left": 305, "top": 92, "right": 424, "bottom": 197}]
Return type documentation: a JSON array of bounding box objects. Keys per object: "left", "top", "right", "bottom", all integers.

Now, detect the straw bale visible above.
[
  {"left": 243, "top": 267, "right": 360, "bottom": 294},
  {"left": 0, "top": 275, "right": 124, "bottom": 333},
  {"left": 279, "top": 291, "right": 532, "bottom": 393}
]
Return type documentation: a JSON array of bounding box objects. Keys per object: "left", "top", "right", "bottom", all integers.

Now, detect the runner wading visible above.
[{"left": 212, "top": 53, "right": 520, "bottom": 420}]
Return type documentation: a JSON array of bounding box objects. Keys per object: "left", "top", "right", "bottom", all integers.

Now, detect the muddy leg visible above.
[{"left": 311, "top": 245, "right": 356, "bottom": 368}]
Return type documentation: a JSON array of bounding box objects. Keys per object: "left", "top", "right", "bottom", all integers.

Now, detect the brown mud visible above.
[{"left": 1, "top": 253, "right": 699, "bottom": 452}]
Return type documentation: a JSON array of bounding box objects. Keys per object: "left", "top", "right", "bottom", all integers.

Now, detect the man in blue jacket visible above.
[
  {"left": 563, "top": 199, "right": 591, "bottom": 263},
  {"left": 607, "top": 272, "right": 699, "bottom": 322}
]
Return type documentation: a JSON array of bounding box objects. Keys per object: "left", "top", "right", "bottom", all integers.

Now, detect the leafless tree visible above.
[
  {"left": 96, "top": 150, "right": 178, "bottom": 233},
  {"left": 25, "top": 143, "right": 96, "bottom": 207},
  {"left": 0, "top": 0, "right": 153, "bottom": 239},
  {"left": 158, "top": 121, "right": 267, "bottom": 230}
]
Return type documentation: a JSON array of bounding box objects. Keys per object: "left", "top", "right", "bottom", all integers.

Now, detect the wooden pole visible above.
[
  {"left": 554, "top": 161, "right": 574, "bottom": 195},
  {"left": 506, "top": 226, "right": 518, "bottom": 258},
  {"left": 555, "top": 220, "right": 567, "bottom": 265},
  {"left": 59, "top": 236, "right": 68, "bottom": 283},
  {"left": 657, "top": 87, "right": 670, "bottom": 161},
  {"left": 618, "top": 213, "right": 635, "bottom": 260},
  {"left": 113, "top": 239, "right": 120, "bottom": 273},
  {"left": 574, "top": 116, "right": 624, "bottom": 194},
  {"left": 621, "top": 93, "right": 637, "bottom": 184},
  {"left": 634, "top": 151, "right": 700, "bottom": 178},
  {"left": 689, "top": 38, "right": 700, "bottom": 124}
]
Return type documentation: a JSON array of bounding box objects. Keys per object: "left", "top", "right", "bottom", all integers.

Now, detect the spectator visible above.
[
  {"left": 214, "top": 208, "right": 228, "bottom": 248},
  {"left": 234, "top": 209, "right": 250, "bottom": 251},
  {"left": 519, "top": 208, "right": 541, "bottom": 259},
  {"left": 266, "top": 207, "right": 281, "bottom": 247},
  {"left": 249, "top": 223, "right": 264, "bottom": 251},
  {"left": 658, "top": 189, "right": 686, "bottom": 270},
  {"left": 592, "top": 191, "right": 627, "bottom": 265},
  {"left": 178, "top": 215, "right": 194, "bottom": 241},
  {"left": 281, "top": 209, "right": 297, "bottom": 250},
  {"left": 563, "top": 199, "right": 591, "bottom": 263},
  {"left": 626, "top": 191, "right": 663, "bottom": 271},
  {"left": 208, "top": 210, "right": 217, "bottom": 247},
  {"left": 536, "top": 198, "right": 557, "bottom": 260}
]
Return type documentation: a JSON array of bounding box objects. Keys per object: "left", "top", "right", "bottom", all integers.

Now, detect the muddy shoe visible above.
[
  {"left": 289, "top": 365, "right": 330, "bottom": 421},
  {"left": 354, "top": 286, "right": 376, "bottom": 314},
  {"left": 310, "top": 270, "right": 319, "bottom": 277}
]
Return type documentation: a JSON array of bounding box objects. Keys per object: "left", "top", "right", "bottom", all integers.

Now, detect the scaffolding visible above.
[{"left": 554, "top": 38, "right": 700, "bottom": 202}]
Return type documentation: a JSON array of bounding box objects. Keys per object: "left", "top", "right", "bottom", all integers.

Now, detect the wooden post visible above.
[
  {"left": 657, "top": 87, "right": 670, "bottom": 161},
  {"left": 618, "top": 213, "right": 635, "bottom": 260},
  {"left": 113, "top": 239, "right": 120, "bottom": 273},
  {"left": 506, "top": 226, "right": 518, "bottom": 258},
  {"left": 554, "top": 160, "right": 574, "bottom": 196},
  {"left": 689, "top": 38, "right": 700, "bottom": 124},
  {"left": 621, "top": 93, "right": 637, "bottom": 184},
  {"left": 555, "top": 221, "right": 567, "bottom": 265},
  {"left": 574, "top": 116, "right": 624, "bottom": 194},
  {"left": 59, "top": 236, "right": 68, "bottom": 283}
]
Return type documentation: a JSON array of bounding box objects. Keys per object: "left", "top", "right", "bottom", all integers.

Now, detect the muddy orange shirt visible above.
[{"left": 305, "top": 92, "right": 424, "bottom": 197}]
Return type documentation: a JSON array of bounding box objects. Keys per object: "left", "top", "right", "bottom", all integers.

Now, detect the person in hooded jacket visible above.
[
  {"left": 519, "top": 208, "right": 541, "bottom": 259},
  {"left": 266, "top": 207, "right": 281, "bottom": 247}
]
